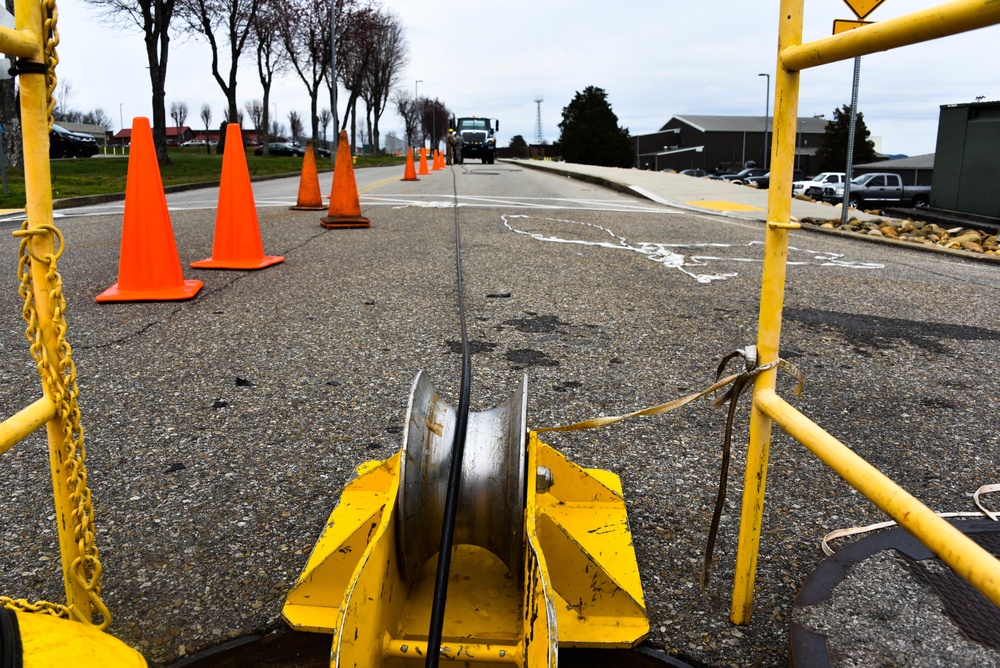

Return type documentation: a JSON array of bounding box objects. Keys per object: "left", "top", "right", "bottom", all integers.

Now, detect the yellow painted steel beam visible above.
[
  {"left": 754, "top": 388, "right": 1000, "bottom": 608},
  {"left": 781, "top": 0, "right": 1000, "bottom": 72},
  {"left": 13, "top": 0, "right": 93, "bottom": 622},
  {"left": 383, "top": 637, "right": 521, "bottom": 664},
  {"left": 731, "top": 0, "right": 803, "bottom": 626},
  {"left": 0, "top": 25, "right": 41, "bottom": 59},
  {"left": 0, "top": 396, "right": 55, "bottom": 454}
]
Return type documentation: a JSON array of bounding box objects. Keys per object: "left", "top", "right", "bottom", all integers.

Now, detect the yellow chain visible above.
[
  {"left": 42, "top": 0, "right": 59, "bottom": 129},
  {"left": 0, "top": 597, "right": 70, "bottom": 619},
  {"left": 11, "top": 222, "right": 109, "bottom": 629}
]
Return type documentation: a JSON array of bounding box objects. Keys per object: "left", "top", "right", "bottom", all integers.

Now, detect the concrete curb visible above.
[{"left": 506, "top": 159, "right": 1000, "bottom": 267}]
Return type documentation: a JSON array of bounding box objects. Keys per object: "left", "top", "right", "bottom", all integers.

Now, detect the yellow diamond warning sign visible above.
[{"left": 842, "top": 0, "right": 885, "bottom": 20}]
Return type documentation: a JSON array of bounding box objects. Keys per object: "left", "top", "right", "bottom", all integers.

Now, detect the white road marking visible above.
[{"left": 501, "top": 214, "right": 883, "bottom": 284}]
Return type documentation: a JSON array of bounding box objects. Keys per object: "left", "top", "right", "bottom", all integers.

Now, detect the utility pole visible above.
[{"left": 841, "top": 57, "right": 862, "bottom": 226}]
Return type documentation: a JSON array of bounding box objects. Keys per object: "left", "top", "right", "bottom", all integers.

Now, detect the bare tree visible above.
[
  {"left": 245, "top": 99, "right": 264, "bottom": 143},
  {"left": 82, "top": 109, "right": 115, "bottom": 130},
  {"left": 249, "top": 0, "right": 284, "bottom": 154},
  {"left": 270, "top": 118, "right": 284, "bottom": 139},
  {"left": 393, "top": 89, "right": 419, "bottom": 149},
  {"left": 83, "top": 0, "right": 178, "bottom": 162},
  {"left": 361, "top": 10, "right": 406, "bottom": 155},
  {"left": 54, "top": 79, "right": 76, "bottom": 120},
  {"left": 419, "top": 97, "right": 450, "bottom": 151},
  {"left": 288, "top": 111, "right": 303, "bottom": 144},
  {"left": 276, "top": 0, "right": 334, "bottom": 145},
  {"left": 319, "top": 108, "right": 332, "bottom": 148},
  {"left": 335, "top": 3, "right": 377, "bottom": 150},
  {"left": 200, "top": 103, "right": 212, "bottom": 154},
  {"left": 178, "top": 0, "right": 260, "bottom": 124},
  {"left": 170, "top": 101, "right": 189, "bottom": 130}
]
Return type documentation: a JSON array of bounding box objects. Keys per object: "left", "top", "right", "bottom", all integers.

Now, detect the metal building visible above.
[{"left": 930, "top": 100, "right": 1000, "bottom": 217}]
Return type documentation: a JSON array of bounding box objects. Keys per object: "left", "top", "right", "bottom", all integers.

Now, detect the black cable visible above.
[{"left": 425, "top": 167, "right": 471, "bottom": 668}]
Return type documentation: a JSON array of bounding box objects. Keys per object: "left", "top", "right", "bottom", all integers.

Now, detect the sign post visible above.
[{"left": 836, "top": 0, "right": 885, "bottom": 224}]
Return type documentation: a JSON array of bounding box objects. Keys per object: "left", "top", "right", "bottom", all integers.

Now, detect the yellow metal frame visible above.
[
  {"left": 733, "top": 0, "right": 1000, "bottom": 624},
  {"left": 0, "top": 0, "right": 100, "bottom": 626},
  {"left": 282, "top": 434, "right": 648, "bottom": 666}
]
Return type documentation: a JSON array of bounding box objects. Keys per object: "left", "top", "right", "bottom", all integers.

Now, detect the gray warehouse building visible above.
[{"left": 632, "top": 115, "right": 828, "bottom": 175}]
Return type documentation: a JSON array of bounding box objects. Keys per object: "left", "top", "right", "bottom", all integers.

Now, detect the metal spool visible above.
[{"left": 397, "top": 371, "right": 528, "bottom": 585}]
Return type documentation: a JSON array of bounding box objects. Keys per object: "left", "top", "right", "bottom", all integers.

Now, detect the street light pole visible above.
[
  {"left": 415, "top": 80, "right": 422, "bottom": 148},
  {"left": 758, "top": 73, "right": 770, "bottom": 170}
]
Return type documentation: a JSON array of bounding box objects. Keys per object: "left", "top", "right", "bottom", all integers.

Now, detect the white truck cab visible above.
[{"left": 792, "top": 172, "right": 845, "bottom": 198}]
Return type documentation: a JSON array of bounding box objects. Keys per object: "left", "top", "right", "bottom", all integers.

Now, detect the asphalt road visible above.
[{"left": 1, "top": 162, "right": 997, "bottom": 666}]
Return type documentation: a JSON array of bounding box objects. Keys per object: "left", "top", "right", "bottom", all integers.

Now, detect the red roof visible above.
[{"left": 114, "top": 126, "right": 192, "bottom": 139}]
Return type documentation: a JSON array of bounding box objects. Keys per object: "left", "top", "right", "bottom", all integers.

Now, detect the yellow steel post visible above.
[
  {"left": 730, "top": 0, "right": 803, "bottom": 625},
  {"left": 13, "top": 0, "right": 94, "bottom": 622}
]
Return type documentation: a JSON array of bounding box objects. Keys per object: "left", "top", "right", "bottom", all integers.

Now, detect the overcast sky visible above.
[{"left": 52, "top": 0, "right": 999, "bottom": 156}]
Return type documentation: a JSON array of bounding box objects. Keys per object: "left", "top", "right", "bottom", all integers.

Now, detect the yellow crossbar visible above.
[
  {"left": 781, "top": 0, "right": 1000, "bottom": 71},
  {"left": 755, "top": 389, "right": 1000, "bottom": 609},
  {"left": 0, "top": 396, "right": 55, "bottom": 454},
  {"left": 0, "top": 25, "right": 40, "bottom": 59}
]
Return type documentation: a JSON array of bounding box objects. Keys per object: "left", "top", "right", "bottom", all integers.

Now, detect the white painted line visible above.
[{"left": 502, "top": 214, "right": 883, "bottom": 284}]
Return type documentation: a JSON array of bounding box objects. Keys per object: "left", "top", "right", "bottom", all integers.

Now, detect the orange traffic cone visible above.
[
  {"left": 418, "top": 147, "right": 430, "bottom": 175},
  {"left": 321, "top": 130, "right": 371, "bottom": 229},
  {"left": 191, "top": 124, "right": 284, "bottom": 270},
  {"left": 291, "top": 141, "right": 327, "bottom": 211},
  {"left": 402, "top": 146, "right": 418, "bottom": 181},
  {"left": 96, "top": 117, "right": 203, "bottom": 303},
  {"left": 432, "top": 149, "right": 443, "bottom": 171}
]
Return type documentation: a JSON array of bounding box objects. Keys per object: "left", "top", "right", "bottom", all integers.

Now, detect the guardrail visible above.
[{"left": 733, "top": 0, "right": 1000, "bottom": 624}]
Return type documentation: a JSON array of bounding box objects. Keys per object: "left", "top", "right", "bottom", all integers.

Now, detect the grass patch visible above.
[{"left": 0, "top": 148, "right": 405, "bottom": 209}]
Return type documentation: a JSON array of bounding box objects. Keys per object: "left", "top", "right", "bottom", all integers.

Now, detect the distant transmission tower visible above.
[{"left": 533, "top": 96, "right": 544, "bottom": 145}]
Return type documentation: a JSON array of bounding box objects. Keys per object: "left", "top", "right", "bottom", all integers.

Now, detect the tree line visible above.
[{"left": 77, "top": 0, "right": 410, "bottom": 161}]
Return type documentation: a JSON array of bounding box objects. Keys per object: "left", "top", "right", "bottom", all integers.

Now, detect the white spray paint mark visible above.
[{"left": 501, "top": 214, "right": 883, "bottom": 284}]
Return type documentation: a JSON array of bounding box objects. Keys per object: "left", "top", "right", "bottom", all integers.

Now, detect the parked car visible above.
[
  {"left": 679, "top": 168, "right": 707, "bottom": 177},
  {"left": 821, "top": 172, "right": 931, "bottom": 209},
  {"left": 181, "top": 139, "right": 207, "bottom": 147},
  {"left": 254, "top": 142, "right": 305, "bottom": 157},
  {"left": 49, "top": 124, "right": 99, "bottom": 158},
  {"left": 720, "top": 167, "right": 769, "bottom": 184},
  {"left": 792, "top": 172, "right": 845, "bottom": 198},
  {"left": 743, "top": 169, "right": 806, "bottom": 190}
]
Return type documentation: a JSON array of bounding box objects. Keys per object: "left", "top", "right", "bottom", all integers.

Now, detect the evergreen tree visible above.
[
  {"left": 557, "top": 86, "right": 632, "bottom": 168},
  {"left": 815, "top": 104, "right": 877, "bottom": 172},
  {"left": 508, "top": 134, "right": 528, "bottom": 158}
]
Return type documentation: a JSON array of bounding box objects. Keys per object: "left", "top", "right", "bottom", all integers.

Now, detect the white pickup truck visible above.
[{"left": 792, "top": 172, "right": 845, "bottom": 199}]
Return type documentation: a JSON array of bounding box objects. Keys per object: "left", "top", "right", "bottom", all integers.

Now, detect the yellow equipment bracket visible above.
[
  {"left": 733, "top": 0, "right": 1000, "bottom": 625},
  {"left": 282, "top": 433, "right": 648, "bottom": 666}
]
